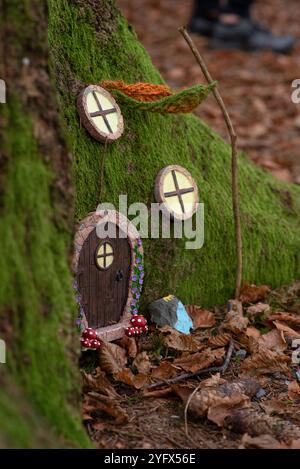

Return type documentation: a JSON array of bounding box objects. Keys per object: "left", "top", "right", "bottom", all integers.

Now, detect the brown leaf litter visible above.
[
  {"left": 81, "top": 281, "right": 300, "bottom": 449},
  {"left": 185, "top": 305, "right": 216, "bottom": 329},
  {"left": 160, "top": 325, "right": 201, "bottom": 352},
  {"left": 240, "top": 283, "right": 271, "bottom": 304}
]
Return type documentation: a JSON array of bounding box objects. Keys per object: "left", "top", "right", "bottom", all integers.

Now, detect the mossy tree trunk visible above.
[
  {"left": 48, "top": 0, "right": 300, "bottom": 304},
  {"left": 0, "top": 0, "right": 300, "bottom": 447},
  {"left": 0, "top": 0, "right": 90, "bottom": 448}
]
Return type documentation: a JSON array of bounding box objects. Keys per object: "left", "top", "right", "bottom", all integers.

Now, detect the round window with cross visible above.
[
  {"left": 154, "top": 165, "right": 199, "bottom": 220},
  {"left": 77, "top": 85, "right": 124, "bottom": 143},
  {"left": 95, "top": 241, "right": 114, "bottom": 270}
]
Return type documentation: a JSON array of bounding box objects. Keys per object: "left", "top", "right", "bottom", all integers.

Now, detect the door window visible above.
[{"left": 95, "top": 241, "right": 114, "bottom": 270}]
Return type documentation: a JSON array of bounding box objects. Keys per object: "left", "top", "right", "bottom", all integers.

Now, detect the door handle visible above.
[{"left": 115, "top": 270, "right": 124, "bottom": 282}]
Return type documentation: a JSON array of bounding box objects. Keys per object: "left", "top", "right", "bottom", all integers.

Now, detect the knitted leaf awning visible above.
[{"left": 100, "top": 80, "right": 217, "bottom": 114}]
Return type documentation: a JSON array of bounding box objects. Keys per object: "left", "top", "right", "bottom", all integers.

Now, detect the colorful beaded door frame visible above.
[{"left": 73, "top": 209, "right": 144, "bottom": 342}]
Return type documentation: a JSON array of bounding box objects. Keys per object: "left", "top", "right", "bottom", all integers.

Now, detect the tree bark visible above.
[{"left": 0, "top": 0, "right": 90, "bottom": 448}]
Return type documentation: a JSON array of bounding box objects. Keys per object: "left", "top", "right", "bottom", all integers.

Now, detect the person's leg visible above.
[
  {"left": 192, "top": 0, "right": 220, "bottom": 20},
  {"left": 188, "top": 0, "right": 220, "bottom": 36},
  {"left": 221, "top": 0, "right": 252, "bottom": 18},
  {"left": 211, "top": 0, "right": 294, "bottom": 53}
]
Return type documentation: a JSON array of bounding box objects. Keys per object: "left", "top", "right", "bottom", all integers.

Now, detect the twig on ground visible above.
[
  {"left": 184, "top": 339, "right": 234, "bottom": 437},
  {"left": 178, "top": 27, "right": 242, "bottom": 299},
  {"left": 146, "top": 339, "right": 234, "bottom": 390}
]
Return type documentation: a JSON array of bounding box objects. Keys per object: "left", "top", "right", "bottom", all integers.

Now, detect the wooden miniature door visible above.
[{"left": 77, "top": 223, "right": 131, "bottom": 328}]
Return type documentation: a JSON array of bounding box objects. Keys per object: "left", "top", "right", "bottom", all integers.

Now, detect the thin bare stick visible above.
[
  {"left": 184, "top": 340, "right": 234, "bottom": 437},
  {"left": 146, "top": 339, "right": 234, "bottom": 390},
  {"left": 184, "top": 383, "right": 202, "bottom": 438},
  {"left": 179, "top": 27, "right": 243, "bottom": 299}
]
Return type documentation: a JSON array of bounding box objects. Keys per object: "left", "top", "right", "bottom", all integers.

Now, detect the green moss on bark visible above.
[
  {"left": 48, "top": 0, "right": 300, "bottom": 307},
  {"left": 0, "top": 373, "right": 65, "bottom": 448},
  {"left": 0, "top": 0, "right": 90, "bottom": 448},
  {"left": 0, "top": 100, "right": 91, "bottom": 448}
]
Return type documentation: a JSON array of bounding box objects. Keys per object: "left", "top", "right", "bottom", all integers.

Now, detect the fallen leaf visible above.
[
  {"left": 114, "top": 368, "right": 150, "bottom": 389},
  {"left": 268, "top": 312, "right": 300, "bottom": 326},
  {"left": 236, "top": 326, "right": 261, "bottom": 351},
  {"left": 82, "top": 368, "right": 119, "bottom": 398},
  {"left": 151, "top": 361, "right": 179, "bottom": 380},
  {"left": 160, "top": 325, "right": 200, "bottom": 352},
  {"left": 240, "top": 283, "right": 271, "bottom": 303},
  {"left": 99, "top": 341, "right": 127, "bottom": 375},
  {"left": 201, "top": 373, "right": 226, "bottom": 388},
  {"left": 82, "top": 411, "right": 94, "bottom": 423},
  {"left": 207, "top": 392, "right": 250, "bottom": 427},
  {"left": 133, "top": 352, "right": 152, "bottom": 374},
  {"left": 242, "top": 346, "right": 290, "bottom": 376},
  {"left": 173, "top": 347, "right": 225, "bottom": 373},
  {"left": 246, "top": 302, "right": 270, "bottom": 317},
  {"left": 133, "top": 373, "right": 151, "bottom": 389},
  {"left": 258, "top": 329, "right": 287, "bottom": 353},
  {"left": 117, "top": 336, "right": 138, "bottom": 358},
  {"left": 186, "top": 305, "right": 216, "bottom": 329},
  {"left": 223, "top": 301, "right": 248, "bottom": 334},
  {"left": 247, "top": 122, "right": 268, "bottom": 138},
  {"left": 288, "top": 381, "right": 300, "bottom": 401},
  {"left": 252, "top": 97, "right": 268, "bottom": 114},
  {"left": 173, "top": 379, "right": 259, "bottom": 427},
  {"left": 261, "top": 399, "right": 295, "bottom": 416},
  {"left": 289, "top": 440, "right": 300, "bottom": 449},
  {"left": 240, "top": 433, "right": 285, "bottom": 449},
  {"left": 273, "top": 321, "right": 300, "bottom": 338},
  {"left": 241, "top": 432, "right": 300, "bottom": 449},
  {"left": 208, "top": 332, "right": 232, "bottom": 347},
  {"left": 114, "top": 368, "right": 134, "bottom": 387},
  {"left": 83, "top": 392, "right": 128, "bottom": 425},
  {"left": 268, "top": 282, "right": 300, "bottom": 314},
  {"left": 143, "top": 387, "right": 174, "bottom": 398},
  {"left": 171, "top": 384, "right": 194, "bottom": 403},
  {"left": 245, "top": 326, "right": 261, "bottom": 340}
]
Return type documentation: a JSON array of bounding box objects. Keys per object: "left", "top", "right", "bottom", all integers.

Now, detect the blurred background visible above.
[{"left": 117, "top": 0, "right": 300, "bottom": 184}]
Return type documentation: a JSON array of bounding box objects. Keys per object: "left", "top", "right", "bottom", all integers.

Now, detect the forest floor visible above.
[
  {"left": 118, "top": 0, "right": 300, "bottom": 185},
  {"left": 81, "top": 0, "right": 300, "bottom": 450},
  {"left": 82, "top": 282, "right": 300, "bottom": 449}
]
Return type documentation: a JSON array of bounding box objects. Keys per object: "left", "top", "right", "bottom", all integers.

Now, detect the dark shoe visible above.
[
  {"left": 210, "top": 19, "right": 294, "bottom": 53},
  {"left": 188, "top": 17, "right": 216, "bottom": 37}
]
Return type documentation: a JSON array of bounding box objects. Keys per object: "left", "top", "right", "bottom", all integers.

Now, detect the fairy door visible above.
[{"left": 77, "top": 223, "right": 131, "bottom": 329}]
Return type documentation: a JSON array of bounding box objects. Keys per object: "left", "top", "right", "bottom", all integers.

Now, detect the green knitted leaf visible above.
[{"left": 110, "top": 82, "right": 217, "bottom": 114}]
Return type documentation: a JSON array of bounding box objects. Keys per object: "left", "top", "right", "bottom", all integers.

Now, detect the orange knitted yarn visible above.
[
  {"left": 100, "top": 80, "right": 216, "bottom": 113},
  {"left": 101, "top": 80, "right": 172, "bottom": 102}
]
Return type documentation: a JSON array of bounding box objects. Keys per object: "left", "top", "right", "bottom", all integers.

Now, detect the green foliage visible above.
[{"left": 48, "top": 0, "right": 300, "bottom": 308}]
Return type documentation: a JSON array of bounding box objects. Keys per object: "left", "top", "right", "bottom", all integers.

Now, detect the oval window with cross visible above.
[
  {"left": 154, "top": 165, "right": 199, "bottom": 220},
  {"left": 77, "top": 85, "right": 124, "bottom": 143},
  {"left": 95, "top": 241, "right": 114, "bottom": 270}
]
